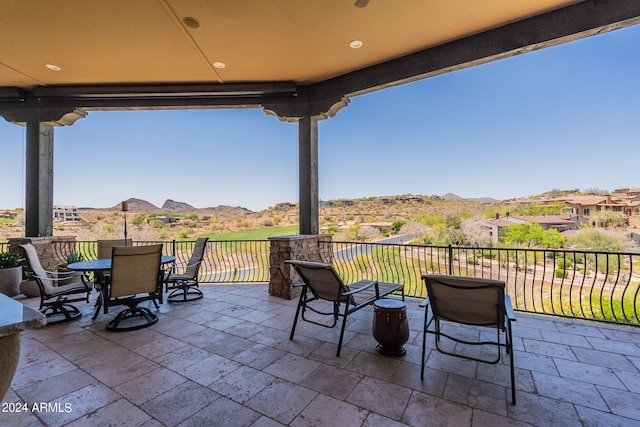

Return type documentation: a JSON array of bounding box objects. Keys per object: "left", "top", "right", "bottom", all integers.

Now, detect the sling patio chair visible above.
[
  {"left": 101, "top": 244, "right": 164, "bottom": 331},
  {"left": 285, "top": 260, "right": 404, "bottom": 357},
  {"left": 164, "top": 237, "right": 208, "bottom": 302},
  {"left": 421, "top": 274, "right": 517, "bottom": 404},
  {"left": 19, "top": 243, "right": 92, "bottom": 324},
  {"left": 95, "top": 238, "right": 133, "bottom": 289},
  {"left": 97, "top": 239, "right": 132, "bottom": 259}
]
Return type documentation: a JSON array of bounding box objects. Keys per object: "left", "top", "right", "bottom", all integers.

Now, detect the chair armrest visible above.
[
  {"left": 343, "top": 280, "right": 378, "bottom": 296},
  {"left": 504, "top": 295, "right": 516, "bottom": 321},
  {"left": 419, "top": 298, "right": 429, "bottom": 308}
]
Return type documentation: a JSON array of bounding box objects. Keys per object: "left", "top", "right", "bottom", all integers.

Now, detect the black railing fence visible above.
[
  {"left": 324, "top": 241, "right": 640, "bottom": 327},
  {"left": 51, "top": 240, "right": 270, "bottom": 283},
  {"left": 42, "top": 238, "right": 640, "bottom": 326}
]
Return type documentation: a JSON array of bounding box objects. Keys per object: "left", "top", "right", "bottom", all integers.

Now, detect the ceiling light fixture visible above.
[
  {"left": 349, "top": 40, "right": 363, "bottom": 49},
  {"left": 45, "top": 64, "right": 61, "bottom": 71},
  {"left": 354, "top": 0, "right": 369, "bottom": 8},
  {"left": 213, "top": 61, "right": 226, "bottom": 69},
  {"left": 182, "top": 17, "right": 200, "bottom": 29}
]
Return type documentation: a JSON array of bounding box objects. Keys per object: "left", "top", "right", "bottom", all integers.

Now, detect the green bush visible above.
[
  {"left": 466, "top": 256, "right": 479, "bottom": 265},
  {"left": 555, "top": 269, "right": 568, "bottom": 278},
  {"left": 556, "top": 258, "right": 573, "bottom": 269}
]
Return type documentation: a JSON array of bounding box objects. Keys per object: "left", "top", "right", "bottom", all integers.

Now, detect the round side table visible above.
[{"left": 372, "top": 299, "right": 409, "bottom": 356}]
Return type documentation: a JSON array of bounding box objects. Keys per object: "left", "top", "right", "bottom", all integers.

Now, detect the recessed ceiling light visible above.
[
  {"left": 213, "top": 61, "right": 226, "bottom": 69},
  {"left": 182, "top": 17, "right": 200, "bottom": 29},
  {"left": 349, "top": 40, "right": 363, "bottom": 49},
  {"left": 45, "top": 64, "right": 61, "bottom": 71}
]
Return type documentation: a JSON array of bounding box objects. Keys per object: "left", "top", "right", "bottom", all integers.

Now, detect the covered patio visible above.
[{"left": 4, "top": 284, "right": 640, "bottom": 426}]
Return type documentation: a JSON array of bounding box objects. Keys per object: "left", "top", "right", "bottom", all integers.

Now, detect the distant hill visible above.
[
  {"left": 109, "top": 198, "right": 163, "bottom": 213},
  {"left": 441, "top": 193, "right": 498, "bottom": 203},
  {"left": 441, "top": 193, "right": 463, "bottom": 200},
  {"left": 162, "top": 199, "right": 195, "bottom": 213},
  {"left": 102, "top": 198, "right": 252, "bottom": 216}
]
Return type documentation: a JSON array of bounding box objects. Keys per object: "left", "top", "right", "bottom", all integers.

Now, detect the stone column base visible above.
[
  {"left": 268, "top": 234, "right": 332, "bottom": 299},
  {"left": 0, "top": 333, "right": 21, "bottom": 400}
]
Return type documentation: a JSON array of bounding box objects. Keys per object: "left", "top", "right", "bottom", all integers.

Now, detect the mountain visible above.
[
  {"left": 469, "top": 197, "right": 500, "bottom": 203},
  {"left": 162, "top": 199, "right": 195, "bottom": 213},
  {"left": 441, "top": 193, "right": 499, "bottom": 203},
  {"left": 109, "top": 198, "right": 163, "bottom": 213},
  {"left": 441, "top": 193, "right": 463, "bottom": 200}
]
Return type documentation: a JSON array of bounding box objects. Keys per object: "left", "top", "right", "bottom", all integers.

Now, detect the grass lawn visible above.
[{"left": 203, "top": 225, "right": 299, "bottom": 241}]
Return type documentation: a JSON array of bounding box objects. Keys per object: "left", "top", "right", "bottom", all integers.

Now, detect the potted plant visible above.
[{"left": 0, "top": 252, "right": 24, "bottom": 297}]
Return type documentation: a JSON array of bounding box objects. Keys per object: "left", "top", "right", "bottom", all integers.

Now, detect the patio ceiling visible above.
[{"left": 1, "top": 0, "right": 639, "bottom": 117}]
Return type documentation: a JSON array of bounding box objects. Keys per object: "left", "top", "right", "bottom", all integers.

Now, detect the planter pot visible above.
[
  {"left": 20, "top": 279, "right": 41, "bottom": 298},
  {"left": 0, "top": 266, "right": 22, "bottom": 297}
]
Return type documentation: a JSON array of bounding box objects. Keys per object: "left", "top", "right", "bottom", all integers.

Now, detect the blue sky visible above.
[{"left": 1, "top": 24, "right": 639, "bottom": 212}]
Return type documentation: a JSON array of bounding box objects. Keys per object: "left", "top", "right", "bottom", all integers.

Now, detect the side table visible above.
[{"left": 372, "top": 298, "right": 409, "bottom": 356}]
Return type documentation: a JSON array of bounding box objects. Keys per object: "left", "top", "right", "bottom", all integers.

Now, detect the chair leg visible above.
[
  {"left": 421, "top": 305, "right": 429, "bottom": 380},
  {"left": 336, "top": 303, "right": 350, "bottom": 357},
  {"left": 41, "top": 302, "right": 82, "bottom": 325},
  {"left": 290, "top": 288, "right": 306, "bottom": 341},
  {"left": 508, "top": 320, "right": 516, "bottom": 405}
]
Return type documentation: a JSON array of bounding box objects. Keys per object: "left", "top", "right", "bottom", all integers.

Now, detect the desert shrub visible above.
[
  {"left": 556, "top": 258, "right": 573, "bottom": 269},
  {"left": 466, "top": 256, "right": 479, "bottom": 265},
  {"left": 393, "top": 221, "right": 406, "bottom": 233},
  {"left": 555, "top": 269, "right": 568, "bottom": 278}
]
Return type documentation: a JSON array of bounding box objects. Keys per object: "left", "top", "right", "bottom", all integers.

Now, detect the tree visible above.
[
  {"left": 586, "top": 210, "right": 628, "bottom": 229},
  {"left": 567, "top": 230, "right": 631, "bottom": 252},
  {"left": 459, "top": 220, "right": 492, "bottom": 247},
  {"left": 502, "top": 222, "right": 564, "bottom": 248}
]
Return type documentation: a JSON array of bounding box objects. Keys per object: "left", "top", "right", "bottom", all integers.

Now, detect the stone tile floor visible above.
[{"left": 3, "top": 284, "right": 640, "bottom": 426}]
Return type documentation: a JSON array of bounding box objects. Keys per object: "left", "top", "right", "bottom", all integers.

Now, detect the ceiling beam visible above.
[{"left": 308, "top": 0, "right": 640, "bottom": 99}]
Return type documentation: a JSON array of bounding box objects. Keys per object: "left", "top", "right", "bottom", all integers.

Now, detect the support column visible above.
[
  {"left": 25, "top": 122, "right": 54, "bottom": 237},
  {"left": 298, "top": 116, "right": 319, "bottom": 235},
  {"left": 268, "top": 234, "right": 333, "bottom": 299}
]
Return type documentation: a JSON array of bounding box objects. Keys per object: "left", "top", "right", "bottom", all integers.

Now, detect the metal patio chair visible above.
[
  {"left": 285, "top": 260, "right": 404, "bottom": 357},
  {"left": 421, "top": 274, "right": 517, "bottom": 404},
  {"left": 19, "top": 243, "right": 91, "bottom": 324},
  {"left": 101, "top": 244, "right": 164, "bottom": 331},
  {"left": 164, "top": 237, "right": 208, "bottom": 302}
]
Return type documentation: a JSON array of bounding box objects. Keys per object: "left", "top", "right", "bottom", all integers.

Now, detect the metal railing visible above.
[
  {"left": 43, "top": 238, "right": 640, "bottom": 326},
  {"left": 51, "top": 239, "right": 270, "bottom": 283},
  {"left": 324, "top": 241, "right": 640, "bottom": 326}
]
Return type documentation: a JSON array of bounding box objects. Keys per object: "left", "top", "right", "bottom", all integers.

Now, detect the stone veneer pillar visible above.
[
  {"left": 268, "top": 234, "right": 333, "bottom": 299},
  {"left": 8, "top": 236, "right": 77, "bottom": 271}
]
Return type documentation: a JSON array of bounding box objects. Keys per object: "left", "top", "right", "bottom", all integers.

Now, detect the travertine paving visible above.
[{"left": 3, "top": 284, "right": 640, "bottom": 426}]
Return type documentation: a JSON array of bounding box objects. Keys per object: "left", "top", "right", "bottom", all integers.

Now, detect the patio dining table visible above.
[{"left": 67, "top": 255, "right": 175, "bottom": 319}]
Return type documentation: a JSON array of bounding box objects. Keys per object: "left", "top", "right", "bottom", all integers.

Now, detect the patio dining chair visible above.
[
  {"left": 421, "top": 274, "right": 517, "bottom": 404},
  {"left": 285, "top": 260, "right": 404, "bottom": 357},
  {"left": 164, "top": 237, "right": 208, "bottom": 302},
  {"left": 97, "top": 239, "right": 132, "bottom": 259},
  {"left": 19, "top": 243, "right": 92, "bottom": 324},
  {"left": 101, "top": 244, "right": 164, "bottom": 331}
]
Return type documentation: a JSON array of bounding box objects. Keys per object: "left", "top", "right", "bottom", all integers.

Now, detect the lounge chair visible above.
[
  {"left": 285, "top": 260, "right": 404, "bottom": 356},
  {"left": 421, "top": 274, "right": 517, "bottom": 404}
]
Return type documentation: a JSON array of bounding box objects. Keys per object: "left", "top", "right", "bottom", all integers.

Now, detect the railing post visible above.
[
  {"left": 448, "top": 245, "right": 453, "bottom": 275},
  {"left": 171, "top": 240, "right": 176, "bottom": 256}
]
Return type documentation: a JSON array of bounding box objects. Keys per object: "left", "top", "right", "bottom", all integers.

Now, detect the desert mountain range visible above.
[
  {"left": 96, "top": 198, "right": 252, "bottom": 215},
  {"left": 91, "top": 194, "right": 499, "bottom": 215}
]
